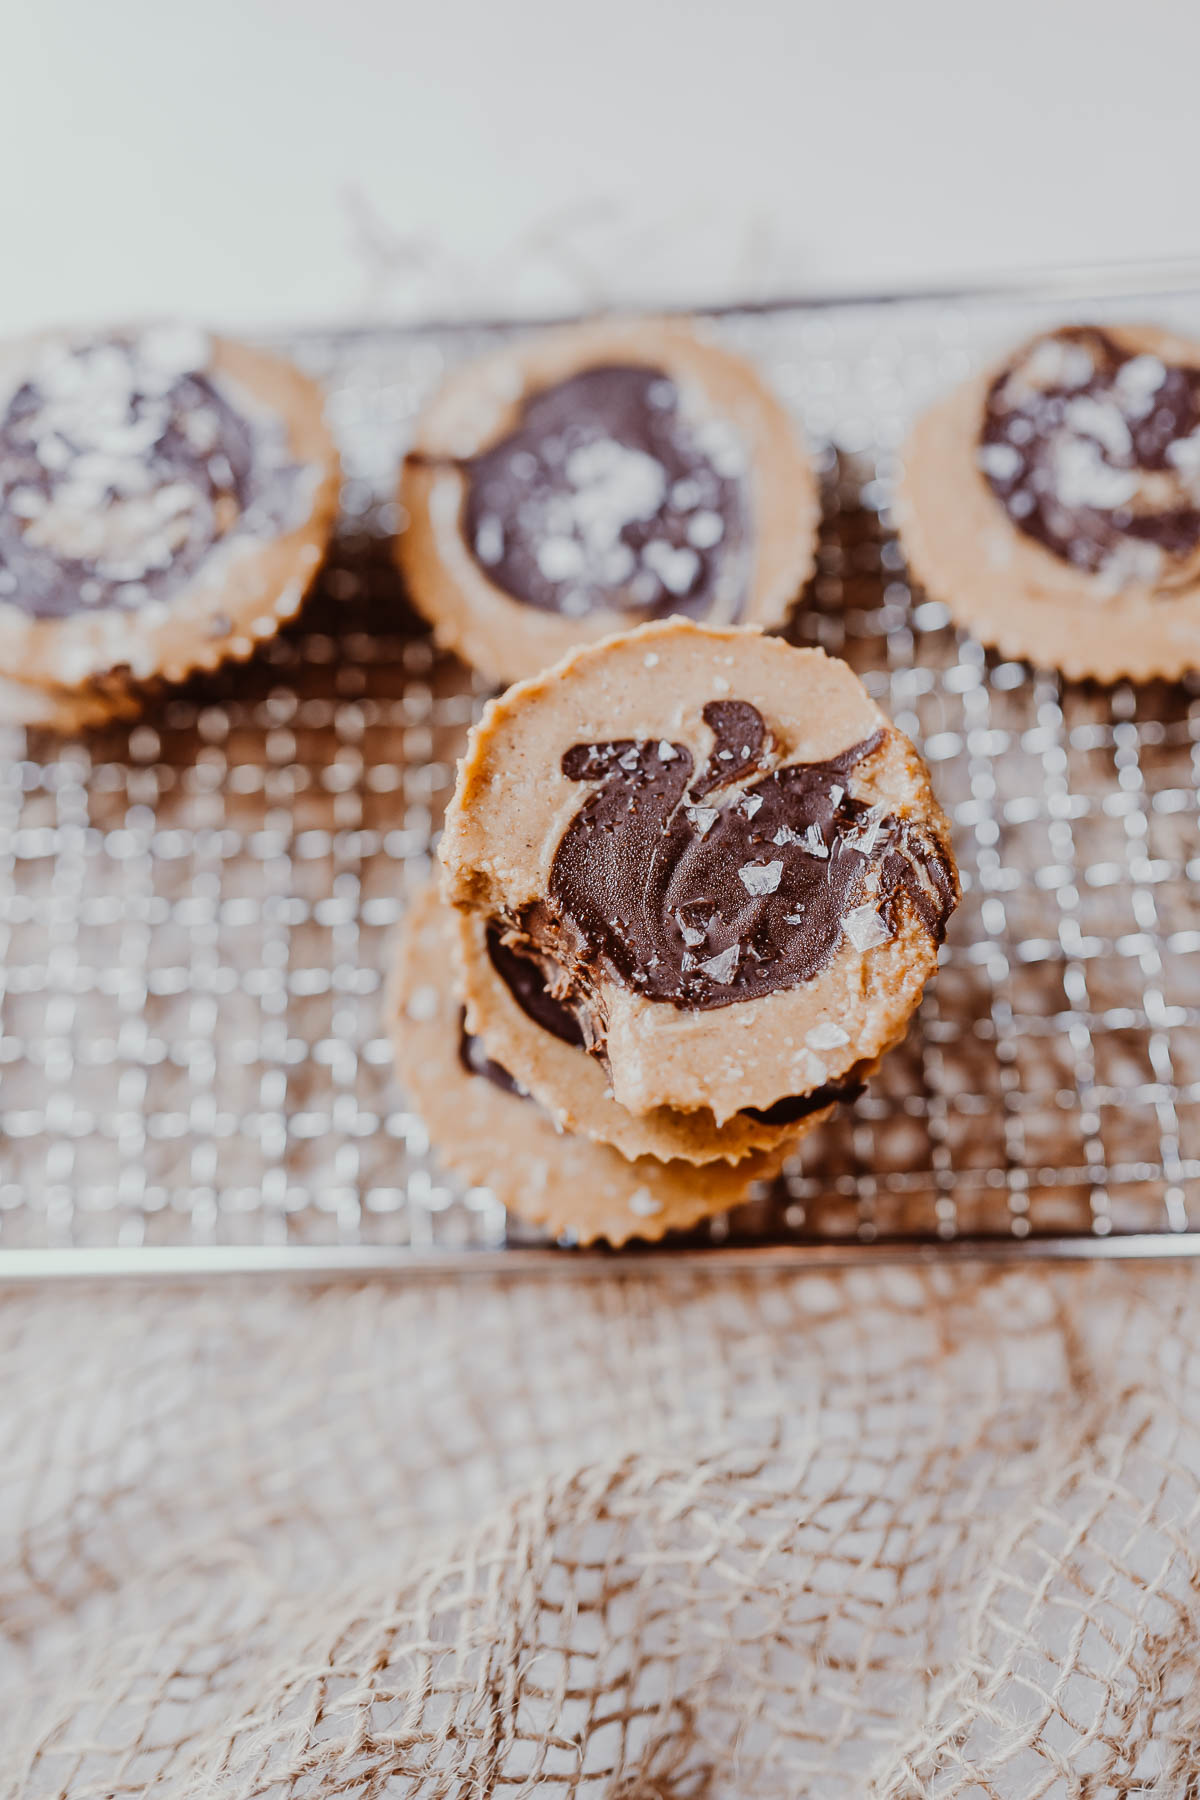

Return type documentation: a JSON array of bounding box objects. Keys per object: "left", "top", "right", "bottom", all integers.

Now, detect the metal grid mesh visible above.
[{"left": 4, "top": 280, "right": 1200, "bottom": 1261}]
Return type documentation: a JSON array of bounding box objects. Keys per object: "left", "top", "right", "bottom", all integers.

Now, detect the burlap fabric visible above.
[{"left": 3, "top": 1262, "right": 1199, "bottom": 1797}]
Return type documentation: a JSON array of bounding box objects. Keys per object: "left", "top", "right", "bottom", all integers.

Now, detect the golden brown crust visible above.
[
  {"left": 396, "top": 316, "right": 818, "bottom": 685},
  {"left": 388, "top": 884, "right": 782, "bottom": 1246},
  {"left": 0, "top": 331, "right": 341, "bottom": 699},
  {"left": 897, "top": 323, "right": 1200, "bottom": 683}
]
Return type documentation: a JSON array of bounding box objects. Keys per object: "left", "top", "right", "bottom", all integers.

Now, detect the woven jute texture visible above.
[{"left": 3, "top": 1262, "right": 1200, "bottom": 1798}]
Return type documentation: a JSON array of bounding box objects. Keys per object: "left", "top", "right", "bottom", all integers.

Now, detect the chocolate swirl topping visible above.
[
  {"left": 979, "top": 326, "right": 1200, "bottom": 590},
  {"left": 461, "top": 364, "right": 748, "bottom": 623},
  {"left": 542, "top": 699, "right": 956, "bottom": 1013},
  {"left": 0, "top": 327, "right": 306, "bottom": 619}
]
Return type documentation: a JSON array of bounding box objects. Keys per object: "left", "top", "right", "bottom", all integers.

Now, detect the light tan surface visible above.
[
  {"left": 897, "top": 322, "right": 1200, "bottom": 683},
  {"left": 397, "top": 316, "right": 819, "bottom": 685},
  {"left": 6, "top": 1262, "right": 1200, "bottom": 1798},
  {"left": 455, "top": 902, "right": 834, "bottom": 1165},
  {"left": 390, "top": 884, "right": 780, "bottom": 1243},
  {"left": 442, "top": 618, "right": 957, "bottom": 1122},
  {"left": 0, "top": 330, "right": 341, "bottom": 697}
]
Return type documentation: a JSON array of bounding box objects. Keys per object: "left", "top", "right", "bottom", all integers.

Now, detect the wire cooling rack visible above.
[{"left": 6, "top": 266, "right": 1200, "bottom": 1277}]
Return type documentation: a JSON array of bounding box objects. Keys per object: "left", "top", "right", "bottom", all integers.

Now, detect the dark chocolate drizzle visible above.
[
  {"left": 542, "top": 699, "right": 956, "bottom": 1013},
  {"left": 0, "top": 329, "right": 304, "bottom": 618},
  {"left": 461, "top": 363, "right": 747, "bottom": 622},
  {"left": 980, "top": 325, "right": 1200, "bottom": 586}
]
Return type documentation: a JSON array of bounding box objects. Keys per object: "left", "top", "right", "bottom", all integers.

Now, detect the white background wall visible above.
[{"left": 4, "top": 0, "right": 1198, "bottom": 334}]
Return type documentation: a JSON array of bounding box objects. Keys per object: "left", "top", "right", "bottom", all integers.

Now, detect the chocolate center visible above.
[
  {"left": 485, "top": 923, "right": 584, "bottom": 1048},
  {"left": 540, "top": 699, "right": 955, "bottom": 1013},
  {"left": 744, "top": 1074, "right": 867, "bottom": 1125},
  {"left": 472, "top": 920, "right": 871, "bottom": 1126},
  {"left": 457, "top": 1012, "right": 524, "bottom": 1096},
  {"left": 461, "top": 364, "right": 748, "bottom": 622},
  {"left": 0, "top": 328, "right": 306, "bottom": 618},
  {"left": 979, "top": 325, "right": 1200, "bottom": 590}
]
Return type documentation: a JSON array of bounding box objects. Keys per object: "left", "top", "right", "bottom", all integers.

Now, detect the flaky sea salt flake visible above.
[
  {"left": 738, "top": 860, "right": 783, "bottom": 896},
  {"left": 741, "top": 794, "right": 763, "bottom": 819},
  {"left": 843, "top": 904, "right": 892, "bottom": 952},
  {"left": 977, "top": 442, "right": 1022, "bottom": 482},
  {"left": 686, "top": 806, "right": 719, "bottom": 838},
  {"left": 1166, "top": 430, "right": 1200, "bottom": 478},
  {"left": 474, "top": 514, "right": 504, "bottom": 565},
  {"left": 698, "top": 944, "right": 740, "bottom": 984},
  {"left": 676, "top": 908, "right": 708, "bottom": 947},
  {"left": 1115, "top": 354, "right": 1167, "bottom": 417}
]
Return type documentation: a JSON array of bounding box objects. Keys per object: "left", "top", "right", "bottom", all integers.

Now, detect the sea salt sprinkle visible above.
[
  {"left": 642, "top": 539, "right": 701, "bottom": 595},
  {"left": 680, "top": 907, "right": 708, "bottom": 950},
  {"left": 977, "top": 442, "right": 1022, "bottom": 482},
  {"left": 1166, "top": 430, "right": 1200, "bottom": 478},
  {"left": 1062, "top": 395, "right": 1133, "bottom": 459},
  {"left": 1114, "top": 353, "right": 1167, "bottom": 417},
  {"left": 842, "top": 805, "right": 888, "bottom": 855},
  {"left": 982, "top": 329, "right": 1200, "bottom": 585},
  {"left": 1, "top": 327, "right": 301, "bottom": 612},
  {"left": 467, "top": 359, "right": 750, "bottom": 615},
  {"left": 686, "top": 805, "right": 719, "bottom": 838},
  {"left": 843, "top": 904, "right": 892, "bottom": 952},
  {"left": 738, "top": 860, "right": 783, "bottom": 897},
  {"left": 697, "top": 944, "right": 740, "bottom": 984},
  {"left": 1051, "top": 438, "right": 1138, "bottom": 511},
  {"left": 473, "top": 515, "right": 504, "bottom": 565}
]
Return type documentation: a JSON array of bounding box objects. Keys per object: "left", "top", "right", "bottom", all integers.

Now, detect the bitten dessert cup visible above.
[
  {"left": 0, "top": 324, "right": 340, "bottom": 725},
  {"left": 397, "top": 316, "right": 819, "bottom": 686},
  {"left": 441, "top": 618, "right": 959, "bottom": 1132},
  {"left": 451, "top": 903, "right": 838, "bottom": 1166},
  {"left": 898, "top": 322, "right": 1200, "bottom": 683}
]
